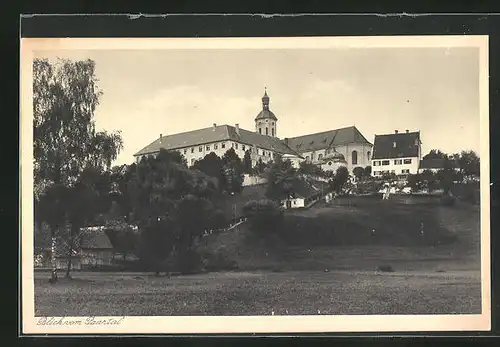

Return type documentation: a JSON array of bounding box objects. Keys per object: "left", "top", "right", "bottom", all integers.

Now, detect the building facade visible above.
[
  {"left": 285, "top": 126, "right": 373, "bottom": 174},
  {"left": 371, "top": 130, "right": 422, "bottom": 177},
  {"left": 134, "top": 90, "right": 373, "bottom": 175}
]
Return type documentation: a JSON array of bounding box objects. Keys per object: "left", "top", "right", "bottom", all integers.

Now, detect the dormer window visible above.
[{"left": 393, "top": 142, "right": 397, "bottom": 148}]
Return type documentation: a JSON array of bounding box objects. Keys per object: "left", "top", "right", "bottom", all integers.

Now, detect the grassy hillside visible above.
[
  {"left": 218, "top": 184, "right": 268, "bottom": 221},
  {"left": 200, "top": 195, "right": 481, "bottom": 274}
]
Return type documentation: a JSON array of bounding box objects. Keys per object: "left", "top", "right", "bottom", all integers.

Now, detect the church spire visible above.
[{"left": 262, "top": 87, "right": 270, "bottom": 110}]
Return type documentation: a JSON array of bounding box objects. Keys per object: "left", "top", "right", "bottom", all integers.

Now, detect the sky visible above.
[{"left": 34, "top": 47, "right": 481, "bottom": 166}]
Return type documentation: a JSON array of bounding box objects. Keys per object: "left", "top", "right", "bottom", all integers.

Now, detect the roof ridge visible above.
[{"left": 286, "top": 125, "right": 356, "bottom": 140}]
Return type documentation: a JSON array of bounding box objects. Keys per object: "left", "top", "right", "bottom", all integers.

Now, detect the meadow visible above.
[{"left": 34, "top": 194, "right": 482, "bottom": 316}]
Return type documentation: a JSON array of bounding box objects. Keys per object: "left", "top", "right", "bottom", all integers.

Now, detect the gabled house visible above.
[
  {"left": 418, "top": 158, "right": 460, "bottom": 174},
  {"left": 80, "top": 228, "right": 115, "bottom": 269},
  {"left": 371, "top": 130, "right": 422, "bottom": 177},
  {"left": 281, "top": 178, "right": 328, "bottom": 209},
  {"left": 34, "top": 225, "right": 117, "bottom": 270}
]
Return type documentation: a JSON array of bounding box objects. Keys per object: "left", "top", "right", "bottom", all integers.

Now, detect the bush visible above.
[
  {"left": 175, "top": 249, "right": 204, "bottom": 274},
  {"left": 440, "top": 195, "right": 456, "bottom": 206},
  {"left": 201, "top": 246, "right": 238, "bottom": 272}
]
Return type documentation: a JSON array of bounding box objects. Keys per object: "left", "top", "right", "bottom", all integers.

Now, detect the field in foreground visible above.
[
  {"left": 34, "top": 195, "right": 482, "bottom": 316},
  {"left": 34, "top": 269, "right": 481, "bottom": 316}
]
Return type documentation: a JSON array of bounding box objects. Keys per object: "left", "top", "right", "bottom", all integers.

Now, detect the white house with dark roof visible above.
[
  {"left": 371, "top": 130, "right": 422, "bottom": 177},
  {"left": 133, "top": 90, "right": 373, "bottom": 174}
]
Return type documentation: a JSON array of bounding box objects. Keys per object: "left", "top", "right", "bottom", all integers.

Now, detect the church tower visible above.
[{"left": 254, "top": 88, "right": 278, "bottom": 137}]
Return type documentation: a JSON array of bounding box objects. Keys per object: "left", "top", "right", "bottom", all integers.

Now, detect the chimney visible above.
[
  {"left": 405, "top": 129, "right": 409, "bottom": 133},
  {"left": 213, "top": 123, "right": 217, "bottom": 130},
  {"left": 159, "top": 134, "right": 163, "bottom": 143},
  {"left": 395, "top": 130, "right": 399, "bottom": 134},
  {"left": 235, "top": 123, "right": 240, "bottom": 135}
]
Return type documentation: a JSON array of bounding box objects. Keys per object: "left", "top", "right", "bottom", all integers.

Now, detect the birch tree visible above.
[{"left": 33, "top": 58, "right": 123, "bottom": 282}]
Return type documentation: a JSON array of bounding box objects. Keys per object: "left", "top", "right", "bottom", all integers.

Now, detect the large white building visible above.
[
  {"left": 371, "top": 130, "right": 422, "bottom": 177},
  {"left": 134, "top": 90, "right": 373, "bottom": 174}
]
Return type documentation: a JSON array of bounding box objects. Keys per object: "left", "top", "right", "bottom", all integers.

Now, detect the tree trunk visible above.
[
  {"left": 50, "top": 226, "right": 58, "bottom": 283},
  {"left": 65, "top": 224, "right": 78, "bottom": 278}
]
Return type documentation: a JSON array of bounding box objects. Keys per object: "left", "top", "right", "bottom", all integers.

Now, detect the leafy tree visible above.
[
  {"left": 222, "top": 148, "right": 244, "bottom": 193},
  {"left": 423, "top": 149, "right": 448, "bottom": 160},
  {"left": 330, "top": 166, "right": 349, "bottom": 194},
  {"left": 193, "top": 152, "right": 227, "bottom": 191},
  {"left": 126, "top": 149, "right": 218, "bottom": 274},
  {"left": 298, "top": 161, "right": 325, "bottom": 177},
  {"left": 243, "top": 150, "right": 253, "bottom": 174},
  {"left": 436, "top": 159, "right": 455, "bottom": 196},
  {"left": 457, "top": 150, "right": 480, "bottom": 177},
  {"left": 406, "top": 174, "right": 423, "bottom": 192},
  {"left": 253, "top": 158, "right": 267, "bottom": 175},
  {"left": 265, "top": 156, "right": 297, "bottom": 201},
  {"left": 352, "top": 167, "right": 365, "bottom": 180},
  {"left": 364, "top": 166, "right": 372, "bottom": 177},
  {"left": 63, "top": 167, "right": 112, "bottom": 277},
  {"left": 420, "top": 169, "right": 438, "bottom": 191},
  {"left": 175, "top": 195, "right": 215, "bottom": 273},
  {"left": 33, "top": 58, "right": 123, "bottom": 282}
]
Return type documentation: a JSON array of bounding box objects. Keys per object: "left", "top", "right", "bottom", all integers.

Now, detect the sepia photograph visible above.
[{"left": 21, "top": 36, "right": 490, "bottom": 334}]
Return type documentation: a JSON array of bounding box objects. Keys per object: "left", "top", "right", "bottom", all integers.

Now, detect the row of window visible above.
[
  {"left": 373, "top": 158, "right": 412, "bottom": 166},
  {"left": 181, "top": 142, "right": 274, "bottom": 158},
  {"left": 373, "top": 169, "right": 410, "bottom": 175}
]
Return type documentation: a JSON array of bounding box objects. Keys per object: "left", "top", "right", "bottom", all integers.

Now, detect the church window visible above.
[
  {"left": 214, "top": 144, "right": 218, "bottom": 150},
  {"left": 272, "top": 128, "right": 275, "bottom": 137},
  {"left": 199, "top": 146, "right": 203, "bottom": 152},
  {"left": 221, "top": 142, "right": 226, "bottom": 149},
  {"left": 367, "top": 151, "right": 371, "bottom": 160},
  {"left": 191, "top": 148, "right": 194, "bottom": 153},
  {"left": 259, "top": 128, "right": 262, "bottom": 134},
  {"left": 266, "top": 127, "right": 269, "bottom": 135},
  {"left": 272, "top": 122, "right": 275, "bottom": 126},
  {"left": 352, "top": 150, "right": 358, "bottom": 165}
]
